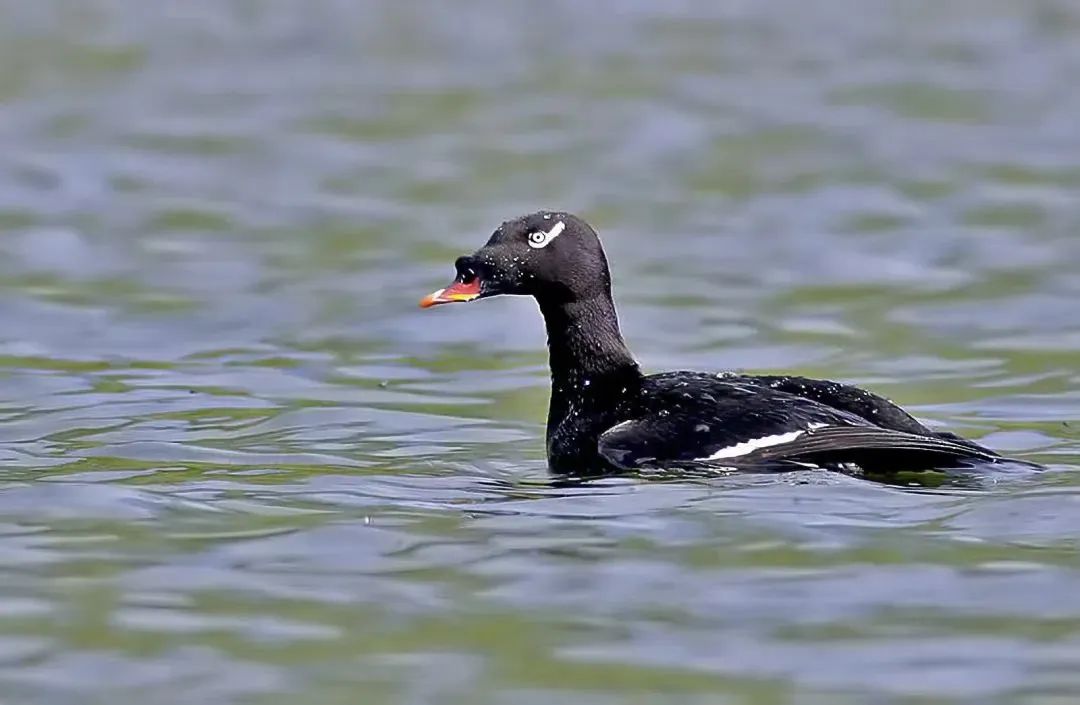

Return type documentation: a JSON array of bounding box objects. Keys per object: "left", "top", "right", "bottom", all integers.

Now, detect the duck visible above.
[{"left": 419, "top": 210, "right": 1011, "bottom": 476}]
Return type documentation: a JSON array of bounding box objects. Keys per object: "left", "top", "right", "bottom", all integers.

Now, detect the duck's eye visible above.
[{"left": 526, "top": 221, "right": 565, "bottom": 249}]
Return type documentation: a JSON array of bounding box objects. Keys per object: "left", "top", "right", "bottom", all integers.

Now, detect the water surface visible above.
[{"left": 0, "top": 2, "right": 1078, "bottom": 703}]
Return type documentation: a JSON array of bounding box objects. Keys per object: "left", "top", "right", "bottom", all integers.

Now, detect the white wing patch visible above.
[
  {"left": 702, "top": 422, "right": 828, "bottom": 460},
  {"left": 528, "top": 220, "right": 565, "bottom": 249},
  {"left": 704, "top": 430, "right": 805, "bottom": 460},
  {"left": 605, "top": 419, "right": 634, "bottom": 434}
]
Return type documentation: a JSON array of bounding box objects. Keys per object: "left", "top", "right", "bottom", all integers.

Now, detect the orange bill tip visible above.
[{"left": 419, "top": 279, "right": 482, "bottom": 308}]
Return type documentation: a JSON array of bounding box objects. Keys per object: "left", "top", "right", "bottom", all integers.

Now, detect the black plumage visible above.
[{"left": 421, "top": 210, "right": 1012, "bottom": 476}]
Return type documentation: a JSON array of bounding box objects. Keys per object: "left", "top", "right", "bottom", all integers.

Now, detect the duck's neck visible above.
[{"left": 538, "top": 294, "right": 640, "bottom": 435}]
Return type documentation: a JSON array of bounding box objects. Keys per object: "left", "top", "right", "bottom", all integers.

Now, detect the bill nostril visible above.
[
  {"left": 454, "top": 257, "right": 479, "bottom": 284},
  {"left": 453, "top": 256, "right": 475, "bottom": 282}
]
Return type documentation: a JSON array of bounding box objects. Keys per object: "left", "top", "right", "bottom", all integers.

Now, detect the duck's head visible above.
[{"left": 420, "top": 211, "right": 612, "bottom": 308}]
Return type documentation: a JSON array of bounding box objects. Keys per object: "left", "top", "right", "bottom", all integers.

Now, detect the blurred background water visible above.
[{"left": 0, "top": 1, "right": 1078, "bottom": 703}]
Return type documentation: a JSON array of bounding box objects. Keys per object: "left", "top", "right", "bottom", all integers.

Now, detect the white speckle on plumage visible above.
[{"left": 694, "top": 423, "right": 710, "bottom": 433}]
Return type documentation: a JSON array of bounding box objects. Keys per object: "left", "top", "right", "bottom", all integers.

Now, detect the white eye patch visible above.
[{"left": 527, "top": 221, "right": 565, "bottom": 249}]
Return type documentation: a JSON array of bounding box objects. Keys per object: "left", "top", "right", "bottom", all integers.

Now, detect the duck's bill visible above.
[{"left": 419, "top": 279, "right": 482, "bottom": 308}]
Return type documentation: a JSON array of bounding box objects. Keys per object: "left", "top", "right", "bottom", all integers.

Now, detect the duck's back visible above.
[{"left": 596, "top": 371, "right": 999, "bottom": 473}]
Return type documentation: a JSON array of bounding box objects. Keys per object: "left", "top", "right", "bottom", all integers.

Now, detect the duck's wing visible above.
[
  {"left": 598, "top": 417, "right": 998, "bottom": 472},
  {"left": 732, "top": 424, "right": 998, "bottom": 467},
  {"left": 730, "top": 374, "right": 999, "bottom": 456},
  {"left": 597, "top": 376, "right": 998, "bottom": 472}
]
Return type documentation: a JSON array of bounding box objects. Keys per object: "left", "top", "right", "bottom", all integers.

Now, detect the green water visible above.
[{"left": 0, "top": 2, "right": 1078, "bottom": 703}]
